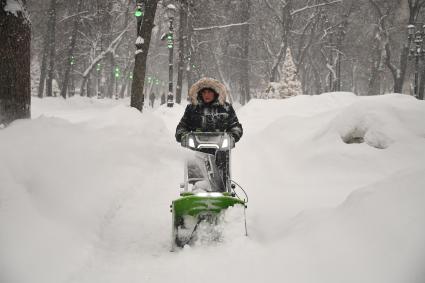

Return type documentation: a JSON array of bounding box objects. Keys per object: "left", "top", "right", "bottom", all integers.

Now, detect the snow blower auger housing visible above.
[{"left": 171, "top": 132, "right": 247, "bottom": 250}]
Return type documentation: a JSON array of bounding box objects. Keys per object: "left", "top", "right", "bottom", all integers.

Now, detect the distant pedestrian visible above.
[{"left": 149, "top": 92, "right": 156, "bottom": 108}]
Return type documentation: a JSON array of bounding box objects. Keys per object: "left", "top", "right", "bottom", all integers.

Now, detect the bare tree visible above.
[
  {"left": 175, "top": 0, "right": 188, "bottom": 104},
  {"left": 60, "top": 0, "right": 83, "bottom": 99},
  {"left": 239, "top": 0, "right": 251, "bottom": 105},
  {"left": 0, "top": 0, "right": 31, "bottom": 125},
  {"left": 131, "top": 0, "right": 160, "bottom": 111},
  {"left": 369, "top": 0, "right": 425, "bottom": 93},
  {"left": 45, "top": 0, "right": 57, "bottom": 97}
]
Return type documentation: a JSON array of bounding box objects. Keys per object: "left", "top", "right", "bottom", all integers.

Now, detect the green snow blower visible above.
[{"left": 171, "top": 132, "right": 248, "bottom": 250}]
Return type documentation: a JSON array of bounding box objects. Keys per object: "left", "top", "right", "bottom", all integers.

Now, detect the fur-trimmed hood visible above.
[{"left": 188, "top": 77, "right": 228, "bottom": 105}]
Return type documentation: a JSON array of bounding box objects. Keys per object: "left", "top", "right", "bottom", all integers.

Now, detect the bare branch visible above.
[
  {"left": 193, "top": 22, "right": 249, "bottom": 32},
  {"left": 58, "top": 10, "right": 89, "bottom": 23},
  {"left": 81, "top": 28, "right": 128, "bottom": 78},
  {"left": 291, "top": 0, "right": 342, "bottom": 16}
]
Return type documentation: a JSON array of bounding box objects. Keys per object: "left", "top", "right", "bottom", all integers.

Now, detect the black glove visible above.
[
  {"left": 180, "top": 134, "right": 189, "bottom": 147},
  {"left": 176, "top": 131, "right": 188, "bottom": 143},
  {"left": 230, "top": 131, "right": 240, "bottom": 143}
]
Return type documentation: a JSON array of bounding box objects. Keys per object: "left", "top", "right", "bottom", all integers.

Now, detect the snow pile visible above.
[{"left": 1, "top": 93, "right": 425, "bottom": 283}]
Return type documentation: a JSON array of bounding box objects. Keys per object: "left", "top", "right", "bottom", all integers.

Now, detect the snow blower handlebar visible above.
[{"left": 181, "top": 132, "right": 235, "bottom": 151}]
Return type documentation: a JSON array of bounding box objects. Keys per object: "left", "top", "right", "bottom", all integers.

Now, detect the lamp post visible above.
[
  {"left": 165, "top": 4, "right": 176, "bottom": 107},
  {"left": 69, "top": 56, "right": 75, "bottom": 96},
  {"left": 407, "top": 23, "right": 425, "bottom": 100},
  {"left": 114, "top": 66, "right": 120, "bottom": 99}
]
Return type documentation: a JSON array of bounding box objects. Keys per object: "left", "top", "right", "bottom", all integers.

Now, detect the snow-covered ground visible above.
[{"left": 1, "top": 93, "right": 425, "bottom": 283}]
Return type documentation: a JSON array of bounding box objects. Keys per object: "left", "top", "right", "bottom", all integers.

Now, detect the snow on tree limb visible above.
[
  {"left": 4, "top": 0, "right": 22, "bottom": 16},
  {"left": 193, "top": 22, "right": 249, "bottom": 32},
  {"left": 291, "top": 0, "right": 342, "bottom": 16},
  {"left": 58, "top": 10, "right": 89, "bottom": 23},
  {"left": 4, "top": 0, "right": 30, "bottom": 21},
  {"left": 81, "top": 29, "right": 128, "bottom": 78}
]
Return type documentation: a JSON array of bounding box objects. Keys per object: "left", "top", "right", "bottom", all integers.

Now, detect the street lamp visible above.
[
  {"left": 135, "top": 2, "right": 145, "bottom": 50},
  {"left": 114, "top": 66, "right": 120, "bottom": 99},
  {"left": 96, "top": 63, "right": 101, "bottom": 98},
  {"left": 164, "top": 3, "right": 176, "bottom": 107},
  {"left": 69, "top": 56, "right": 75, "bottom": 97},
  {"left": 407, "top": 23, "right": 425, "bottom": 100}
]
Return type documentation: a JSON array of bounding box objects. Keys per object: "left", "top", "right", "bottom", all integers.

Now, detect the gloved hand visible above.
[
  {"left": 180, "top": 133, "right": 189, "bottom": 147},
  {"left": 176, "top": 131, "right": 188, "bottom": 143},
  {"left": 229, "top": 131, "right": 240, "bottom": 143}
]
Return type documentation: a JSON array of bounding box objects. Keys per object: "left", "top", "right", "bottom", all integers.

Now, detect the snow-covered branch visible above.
[
  {"left": 4, "top": 0, "right": 30, "bottom": 21},
  {"left": 58, "top": 10, "right": 89, "bottom": 22},
  {"left": 291, "top": 0, "right": 342, "bottom": 16},
  {"left": 81, "top": 28, "right": 127, "bottom": 78},
  {"left": 193, "top": 22, "right": 249, "bottom": 32}
]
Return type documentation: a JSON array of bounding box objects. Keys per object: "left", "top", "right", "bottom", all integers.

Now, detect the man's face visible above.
[{"left": 201, "top": 89, "right": 215, "bottom": 103}]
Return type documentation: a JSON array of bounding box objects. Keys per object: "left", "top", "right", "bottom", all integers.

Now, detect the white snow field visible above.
[{"left": 1, "top": 93, "right": 425, "bottom": 283}]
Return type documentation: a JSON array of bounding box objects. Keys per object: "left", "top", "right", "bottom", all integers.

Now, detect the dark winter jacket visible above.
[{"left": 175, "top": 78, "right": 243, "bottom": 142}]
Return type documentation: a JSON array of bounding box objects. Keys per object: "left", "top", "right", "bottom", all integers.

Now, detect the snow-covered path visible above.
[{"left": 1, "top": 93, "right": 424, "bottom": 283}]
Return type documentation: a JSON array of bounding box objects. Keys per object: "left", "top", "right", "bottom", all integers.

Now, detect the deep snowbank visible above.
[{"left": 1, "top": 93, "right": 424, "bottom": 283}]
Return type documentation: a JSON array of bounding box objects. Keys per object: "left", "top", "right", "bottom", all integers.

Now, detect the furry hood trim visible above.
[{"left": 188, "top": 77, "right": 228, "bottom": 105}]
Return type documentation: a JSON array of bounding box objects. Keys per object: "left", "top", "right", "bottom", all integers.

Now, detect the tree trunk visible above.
[
  {"left": 131, "top": 0, "right": 160, "bottom": 111},
  {"left": 0, "top": 0, "right": 31, "bottom": 125},
  {"left": 45, "top": 0, "right": 57, "bottom": 97},
  {"left": 119, "top": 62, "right": 132, "bottom": 98},
  {"left": 107, "top": 53, "right": 115, "bottom": 98},
  {"left": 269, "top": 2, "right": 292, "bottom": 83},
  {"left": 60, "top": 0, "right": 83, "bottom": 99},
  {"left": 37, "top": 25, "right": 49, "bottom": 98},
  {"left": 176, "top": 0, "right": 188, "bottom": 104},
  {"left": 186, "top": 0, "right": 195, "bottom": 88},
  {"left": 239, "top": 0, "right": 250, "bottom": 105},
  {"left": 393, "top": 45, "right": 409, "bottom": 93},
  {"left": 418, "top": 60, "right": 425, "bottom": 100},
  {"left": 367, "top": 43, "right": 383, "bottom": 95}
]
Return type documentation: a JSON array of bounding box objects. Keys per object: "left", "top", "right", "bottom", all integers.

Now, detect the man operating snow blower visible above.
[
  {"left": 175, "top": 77, "right": 243, "bottom": 145},
  {"left": 170, "top": 78, "right": 247, "bottom": 249},
  {"left": 175, "top": 77, "right": 243, "bottom": 191}
]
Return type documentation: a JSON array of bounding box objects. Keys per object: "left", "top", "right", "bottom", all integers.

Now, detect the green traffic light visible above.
[{"left": 135, "top": 9, "right": 143, "bottom": 17}]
